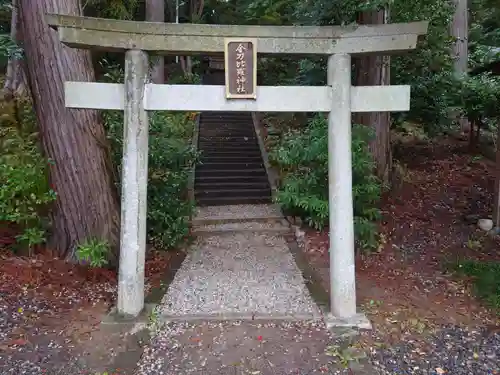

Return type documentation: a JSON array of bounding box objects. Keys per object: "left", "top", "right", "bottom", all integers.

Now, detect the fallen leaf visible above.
[{"left": 9, "top": 338, "right": 27, "bottom": 346}]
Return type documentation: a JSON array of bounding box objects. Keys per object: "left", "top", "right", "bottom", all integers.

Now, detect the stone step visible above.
[
  {"left": 200, "top": 156, "right": 264, "bottom": 164},
  {"left": 198, "top": 142, "right": 259, "bottom": 148},
  {"left": 193, "top": 204, "right": 283, "bottom": 223},
  {"left": 192, "top": 220, "right": 291, "bottom": 236},
  {"left": 196, "top": 168, "right": 267, "bottom": 178},
  {"left": 198, "top": 162, "right": 265, "bottom": 169},
  {"left": 198, "top": 131, "right": 255, "bottom": 137},
  {"left": 195, "top": 174, "right": 269, "bottom": 184},
  {"left": 198, "top": 138, "right": 257, "bottom": 144},
  {"left": 200, "top": 113, "right": 252, "bottom": 119},
  {"left": 198, "top": 138, "right": 258, "bottom": 144},
  {"left": 200, "top": 119, "right": 253, "bottom": 123},
  {"left": 198, "top": 148, "right": 262, "bottom": 155},
  {"left": 195, "top": 187, "right": 272, "bottom": 199},
  {"left": 199, "top": 150, "right": 262, "bottom": 157},
  {"left": 195, "top": 180, "right": 270, "bottom": 190},
  {"left": 196, "top": 195, "right": 272, "bottom": 206}
]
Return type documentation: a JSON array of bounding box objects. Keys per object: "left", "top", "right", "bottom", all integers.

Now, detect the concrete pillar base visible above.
[{"left": 325, "top": 312, "right": 372, "bottom": 331}]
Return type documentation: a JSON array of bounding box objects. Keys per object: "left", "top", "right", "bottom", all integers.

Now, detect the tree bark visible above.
[
  {"left": 146, "top": 0, "right": 165, "bottom": 83},
  {"left": 353, "top": 9, "right": 392, "bottom": 185},
  {"left": 493, "top": 120, "right": 500, "bottom": 227},
  {"left": 18, "top": 0, "right": 120, "bottom": 263},
  {"left": 451, "top": 0, "right": 468, "bottom": 132},
  {"left": 3, "top": 0, "right": 28, "bottom": 99},
  {"left": 180, "top": 0, "right": 204, "bottom": 77}
]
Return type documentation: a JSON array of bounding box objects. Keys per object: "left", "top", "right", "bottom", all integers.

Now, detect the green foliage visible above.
[
  {"left": 455, "top": 260, "right": 500, "bottom": 311},
  {"left": 457, "top": 73, "right": 500, "bottom": 125},
  {"left": 391, "top": 0, "right": 456, "bottom": 133},
  {"left": 270, "top": 115, "right": 381, "bottom": 250},
  {"left": 76, "top": 238, "right": 110, "bottom": 268},
  {"left": 82, "top": 0, "right": 139, "bottom": 19},
  {"left": 0, "top": 99, "right": 56, "bottom": 249},
  {"left": 100, "top": 61, "right": 199, "bottom": 250},
  {"left": 252, "top": 0, "right": 458, "bottom": 134}
]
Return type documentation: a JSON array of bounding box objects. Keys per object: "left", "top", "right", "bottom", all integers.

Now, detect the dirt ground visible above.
[
  {"left": 301, "top": 138, "right": 500, "bottom": 374},
  {"left": 0, "top": 244, "right": 179, "bottom": 374}
]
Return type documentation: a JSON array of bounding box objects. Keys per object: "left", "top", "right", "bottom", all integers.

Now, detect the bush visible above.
[
  {"left": 104, "top": 109, "right": 198, "bottom": 249},
  {"left": 458, "top": 73, "right": 500, "bottom": 127},
  {"left": 101, "top": 62, "right": 199, "bottom": 250},
  {"left": 455, "top": 260, "right": 500, "bottom": 311},
  {"left": 270, "top": 115, "right": 381, "bottom": 250},
  {"left": 0, "top": 98, "right": 56, "bottom": 249}
]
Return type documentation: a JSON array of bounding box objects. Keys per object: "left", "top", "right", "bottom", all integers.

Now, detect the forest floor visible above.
[
  {"left": 302, "top": 137, "right": 500, "bottom": 374},
  {"left": 1, "top": 136, "right": 500, "bottom": 374},
  {"left": 0, "top": 242, "right": 181, "bottom": 374}
]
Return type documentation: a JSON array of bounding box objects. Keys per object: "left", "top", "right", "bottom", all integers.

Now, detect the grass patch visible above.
[{"left": 455, "top": 259, "right": 500, "bottom": 311}]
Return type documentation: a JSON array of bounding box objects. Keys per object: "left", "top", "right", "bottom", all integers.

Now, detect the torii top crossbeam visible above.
[{"left": 46, "top": 14, "right": 428, "bottom": 56}]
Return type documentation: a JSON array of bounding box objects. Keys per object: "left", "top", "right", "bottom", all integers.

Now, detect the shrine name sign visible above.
[{"left": 224, "top": 38, "right": 257, "bottom": 99}]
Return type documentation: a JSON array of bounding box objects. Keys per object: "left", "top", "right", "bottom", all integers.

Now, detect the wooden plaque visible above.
[{"left": 224, "top": 38, "right": 257, "bottom": 99}]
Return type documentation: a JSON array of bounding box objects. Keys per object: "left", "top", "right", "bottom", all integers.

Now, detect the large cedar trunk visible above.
[
  {"left": 180, "top": 0, "right": 205, "bottom": 77},
  {"left": 146, "top": 0, "right": 165, "bottom": 83},
  {"left": 18, "top": 0, "right": 120, "bottom": 263},
  {"left": 353, "top": 9, "right": 392, "bottom": 185},
  {"left": 3, "top": 0, "right": 28, "bottom": 99},
  {"left": 493, "top": 122, "right": 500, "bottom": 227},
  {"left": 451, "top": 0, "right": 468, "bottom": 132}
]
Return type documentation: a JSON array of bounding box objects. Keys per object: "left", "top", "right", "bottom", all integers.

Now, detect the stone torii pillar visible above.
[{"left": 118, "top": 50, "right": 150, "bottom": 316}]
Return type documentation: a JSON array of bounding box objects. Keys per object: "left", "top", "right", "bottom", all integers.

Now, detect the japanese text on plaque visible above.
[{"left": 224, "top": 39, "right": 256, "bottom": 99}]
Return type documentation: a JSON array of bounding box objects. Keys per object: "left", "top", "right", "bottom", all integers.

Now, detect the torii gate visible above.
[{"left": 47, "top": 14, "right": 427, "bottom": 328}]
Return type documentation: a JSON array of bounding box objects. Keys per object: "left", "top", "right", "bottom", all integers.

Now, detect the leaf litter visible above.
[{"left": 301, "top": 138, "right": 500, "bottom": 374}]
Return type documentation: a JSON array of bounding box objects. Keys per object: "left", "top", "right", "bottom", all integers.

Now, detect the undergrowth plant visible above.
[
  {"left": 455, "top": 259, "right": 500, "bottom": 312},
  {"left": 0, "top": 98, "right": 56, "bottom": 251},
  {"left": 270, "top": 115, "right": 381, "bottom": 250},
  {"left": 101, "top": 61, "right": 199, "bottom": 250},
  {"left": 75, "top": 238, "right": 110, "bottom": 268}
]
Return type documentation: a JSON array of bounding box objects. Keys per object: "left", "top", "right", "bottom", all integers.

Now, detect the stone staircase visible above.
[{"left": 194, "top": 71, "right": 272, "bottom": 207}]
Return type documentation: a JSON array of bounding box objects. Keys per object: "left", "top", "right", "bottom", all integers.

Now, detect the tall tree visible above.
[
  {"left": 353, "top": 8, "right": 392, "bottom": 185},
  {"left": 451, "top": 0, "right": 468, "bottom": 132},
  {"left": 3, "top": 0, "right": 28, "bottom": 99},
  {"left": 146, "top": 0, "right": 165, "bottom": 83},
  {"left": 18, "top": 0, "right": 120, "bottom": 262},
  {"left": 180, "top": 0, "right": 204, "bottom": 76}
]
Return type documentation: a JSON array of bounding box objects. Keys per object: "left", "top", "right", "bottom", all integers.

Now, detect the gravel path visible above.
[
  {"left": 369, "top": 325, "right": 500, "bottom": 375},
  {"left": 136, "top": 319, "right": 366, "bottom": 375},
  {"left": 160, "top": 232, "right": 321, "bottom": 319}
]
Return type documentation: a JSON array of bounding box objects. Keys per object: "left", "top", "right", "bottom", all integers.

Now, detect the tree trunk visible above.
[
  {"left": 353, "top": 9, "right": 392, "bottom": 185},
  {"left": 3, "top": 0, "right": 28, "bottom": 99},
  {"left": 18, "top": 0, "right": 120, "bottom": 263},
  {"left": 493, "top": 120, "right": 500, "bottom": 227},
  {"left": 180, "top": 0, "right": 204, "bottom": 77},
  {"left": 146, "top": 0, "right": 165, "bottom": 84},
  {"left": 451, "top": 0, "right": 468, "bottom": 132}
]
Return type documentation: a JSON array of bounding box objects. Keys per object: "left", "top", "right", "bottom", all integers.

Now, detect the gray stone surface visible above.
[
  {"left": 159, "top": 232, "right": 321, "bottom": 320},
  {"left": 192, "top": 220, "right": 291, "bottom": 236},
  {"left": 65, "top": 82, "right": 412, "bottom": 113},
  {"left": 135, "top": 319, "right": 369, "bottom": 375},
  {"left": 117, "top": 49, "right": 149, "bottom": 317},
  {"left": 48, "top": 14, "right": 428, "bottom": 55},
  {"left": 194, "top": 204, "right": 283, "bottom": 223}
]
